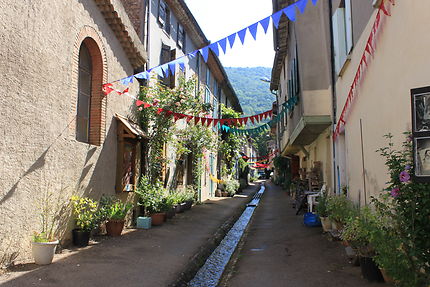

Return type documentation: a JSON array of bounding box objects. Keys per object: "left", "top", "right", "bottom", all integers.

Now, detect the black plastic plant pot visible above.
[
  {"left": 72, "top": 229, "right": 90, "bottom": 247},
  {"left": 359, "top": 257, "right": 384, "bottom": 282}
]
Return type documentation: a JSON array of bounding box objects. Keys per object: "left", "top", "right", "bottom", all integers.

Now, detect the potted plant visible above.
[
  {"left": 164, "top": 193, "right": 176, "bottom": 219},
  {"left": 326, "top": 195, "right": 356, "bottom": 230},
  {"left": 315, "top": 193, "right": 331, "bottom": 232},
  {"left": 341, "top": 207, "right": 384, "bottom": 283},
  {"left": 31, "top": 232, "right": 60, "bottom": 265},
  {"left": 135, "top": 176, "right": 166, "bottom": 226},
  {"left": 70, "top": 196, "right": 99, "bottom": 247},
  {"left": 102, "top": 198, "right": 133, "bottom": 236}
]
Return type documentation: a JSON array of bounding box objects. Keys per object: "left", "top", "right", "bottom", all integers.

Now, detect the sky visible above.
[{"left": 183, "top": 0, "right": 275, "bottom": 68}]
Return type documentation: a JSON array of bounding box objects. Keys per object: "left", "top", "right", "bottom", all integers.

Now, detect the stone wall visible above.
[{"left": 0, "top": 0, "right": 140, "bottom": 264}]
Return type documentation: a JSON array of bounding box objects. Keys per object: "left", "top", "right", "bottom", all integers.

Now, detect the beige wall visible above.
[
  {"left": 0, "top": 0, "right": 140, "bottom": 263},
  {"left": 334, "top": 1, "right": 429, "bottom": 204}
]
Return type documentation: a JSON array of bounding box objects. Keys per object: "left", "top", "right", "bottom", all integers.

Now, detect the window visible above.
[
  {"left": 76, "top": 44, "right": 92, "bottom": 143},
  {"left": 206, "top": 67, "right": 211, "bottom": 89},
  {"left": 332, "top": 0, "right": 353, "bottom": 75},
  {"left": 158, "top": 0, "right": 170, "bottom": 34},
  {"left": 159, "top": 44, "right": 175, "bottom": 88},
  {"left": 205, "top": 87, "right": 211, "bottom": 104},
  {"left": 177, "top": 23, "right": 185, "bottom": 51},
  {"left": 213, "top": 96, "right": 219, "bottom": 119}
]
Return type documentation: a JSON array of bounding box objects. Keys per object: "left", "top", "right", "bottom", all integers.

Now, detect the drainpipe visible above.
[{"left": 328, "top": 0, "right": 338, "bottom": 194}]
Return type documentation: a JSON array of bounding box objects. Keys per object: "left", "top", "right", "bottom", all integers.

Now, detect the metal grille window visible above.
[{"left": 76, "top": 44, "right": 92, "bottom": 143}]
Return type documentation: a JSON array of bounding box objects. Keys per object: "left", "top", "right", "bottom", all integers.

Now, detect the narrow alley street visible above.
[{"left": 221, "top": 181, "right": 382, "bottom": 287}]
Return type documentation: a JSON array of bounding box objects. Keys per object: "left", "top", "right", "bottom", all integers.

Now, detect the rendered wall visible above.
[
  {"left": 334, "top": 1, "right": 429, "bottom": 204},
  {"left": 0, "top": 0, "right": 139, "bottom": 263}
]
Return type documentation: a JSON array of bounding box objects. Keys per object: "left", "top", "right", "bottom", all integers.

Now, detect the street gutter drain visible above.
[{"left": 188, "top": 184, "right": 266, "bottom": 287}]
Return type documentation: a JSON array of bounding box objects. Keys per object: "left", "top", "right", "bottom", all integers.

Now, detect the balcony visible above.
[{"left": 281, "top": 90, "right": 332, "bottom": 155}]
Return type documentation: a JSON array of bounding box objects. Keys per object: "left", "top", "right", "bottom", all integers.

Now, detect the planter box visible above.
[
  {"left": 136, "top": 217, "right": 151, "bottom": 229},
  {"left": 72, "top": 229, "right": 90, "bottom": 247}
]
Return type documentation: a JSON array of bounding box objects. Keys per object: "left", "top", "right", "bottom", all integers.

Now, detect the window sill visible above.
[{"left": 337, "top": 55, "right": 351, "bottom": 77}]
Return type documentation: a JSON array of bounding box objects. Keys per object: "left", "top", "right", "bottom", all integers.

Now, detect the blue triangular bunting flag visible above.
[
  {"left": 227, "top": 33, "right": 236, "bottom": 49},
  {"left": 218, "top": 38, "right": 227, "bottom": 54},
  {"left": 154, "top": 66, "right": 164, "bottom": 77},
  {"left": 135, "top": 71, "right": 150, "bottom": 79},
  {"left": 271, "top": 10, "right": 283, "bottom": 29},
  {"left": 283, "top": 5, "right": 296, "bottom": 21},
  {"left": 168, "top": 62, "right": 176, "bottom": 75},
  {"left": 121, "top": 76, "right": 134, "bottom": 85},
  {"left": 209, "top": 42, "right": 219, "bottom": 56},
  {"left": 248, "top": 22, "right": 259, "bottom": 41},
  {"left": 237, "top": 28, "right": 247, "bottom": 45},
  {"left": 199, "top": 46, "right": 209, "bottom": 62},
  {"left": 178, "top": 58, "right": 185, "bottom": 71},
  {"left": 259, "top": 16, "right": 271, "bottom": 34},
  {"left": 161, "top": 64, "right": 170, "bottom": 77},
  {"left": 295, "top": 0, "right": 308, "bottom": 14},
  {"left": 312, "top": 0, "right": 318, "bottom": 5},
  {"left": 188, "top": 50, "right": 198, "bottom": 58}
]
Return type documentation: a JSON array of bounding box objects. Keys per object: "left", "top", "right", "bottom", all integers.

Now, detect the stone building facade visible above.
[{"left": 0, "top": 0, "right": 146, "bottom": 264}]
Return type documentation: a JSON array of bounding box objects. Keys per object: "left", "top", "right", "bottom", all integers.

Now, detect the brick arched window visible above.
[{"left": 73, "top": 34, "right": 106, "bottom": 145}]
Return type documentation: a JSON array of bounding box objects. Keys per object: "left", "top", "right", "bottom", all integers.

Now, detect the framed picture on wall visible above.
[
  {"left": 412, "top": 87, "right": 430, "bottom": 133},
  {"left": 411, "top": 86, "right": 430, "bottom": 181},
  {"left": 414, "top": 137, "right": 430, "bottom": 177}
]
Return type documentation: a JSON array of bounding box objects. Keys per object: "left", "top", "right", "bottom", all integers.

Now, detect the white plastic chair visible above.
[{"left": 307, "top": 184, "right": 326, "bottom": 213}]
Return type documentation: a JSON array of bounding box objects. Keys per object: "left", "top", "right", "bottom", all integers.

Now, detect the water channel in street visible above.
[{"left": 188, "top": 183, "right": 266, "bottom": 287}]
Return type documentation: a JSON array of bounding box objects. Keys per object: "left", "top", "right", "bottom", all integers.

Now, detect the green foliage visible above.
[
  {"left": 225, "top": 179, "right": 240, "bottom": 196},
  {"left": 32, "top": 232, "right": 55, "bottom": 243},
  {"left": 225, "top": 67, "right": 275, "bottom": 115},
  {"left": 135, "top": 176, "right": 167, "bottom": 215},
  {"left": 315, "top": 192, "right": 329, "bottom": 218},
  {"left": 373, "top": 133, "right": 430, "bottom": 286},
  {"left": 99, "top": 196, "right": 133, "bottom": 221},
  {"left": 250, "top": 131, "right": 272, "bottom": 157},
  {"left": 219, "top": 104, "right": 244, "bottom": 178},
  {"left": 137, "top": 76, "right": 209, "bottom": 182},
  {"left": 341, "top": 207, "right": 377, "bottom": 257},
  {"left": 326, "top": 195, "right": 357, "bottom": 225},
  {"left": 70, "top": 196, "right": 99, "bottom": 232}
]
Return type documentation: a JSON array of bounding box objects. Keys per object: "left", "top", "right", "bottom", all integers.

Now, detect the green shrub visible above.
[{"left": 326, "top": 195, "right": 357, "bottom": 225}]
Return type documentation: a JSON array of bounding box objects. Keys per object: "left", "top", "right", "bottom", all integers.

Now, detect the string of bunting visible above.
[
  {"left": 136, "top": 99, "right": 273, "bottom": 126},
  {"left": 101, "top": 0, "right": 319, "bottom": 94},
  {"left": 333, "top": 0, "right": 394, "bottom": 140},
  {"left": 243, "top": 149, "right": 279, "bottom": 160},
  {"left": 223, "top": 96, "right": 298, "bottom": 135}
]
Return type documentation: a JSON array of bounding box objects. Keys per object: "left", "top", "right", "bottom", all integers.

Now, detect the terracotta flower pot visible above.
[
  {"left": 379, "top": 268, "right": 397, "bottom": 284},
  {"left": 106, "top": 220, "right": 125, "bottom": 236},
  {"left": 151, "top": 213, "right": 165, "bottom": 226}
]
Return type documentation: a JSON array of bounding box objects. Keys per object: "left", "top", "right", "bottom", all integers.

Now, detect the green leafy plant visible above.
[
  {"left": 70, "top": 196, "right": 99, "bottom": 232},
  {"left": 326, "top": 195, "right": 356, "bottom": 226},
  {"left": 341, "top": 207, "right": 376, "bottom": 257},
  {"left": 135, "top": 176, "right": 167, "bottom": 215},
  {"left": 373, "top": 133, "right": 430, "bottom": 286},
  {"left": 225, "top": 179, "right": 240, "bottom": 196},
  {"left": 137, "top": 76, "right": 211, "bottom": 183},
  {"left": 315, "top": 192, "right": 329, "bottom": 218},
  {"left": 106, "top": 201, "right": 133, "bottom": 221}
]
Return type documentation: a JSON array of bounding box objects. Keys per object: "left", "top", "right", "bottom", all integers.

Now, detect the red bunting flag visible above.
[
  {"left": 207, "top": 118, "right": 213, "bottom": 127},
  {"left": 243, "top": 117, "right": 249, "bottom": 125},
  {"left": 213, "top": 119, "right": 219, "bottom": 126},
  {"left": 102, "top": 84, "right": 114, "bottom": 95},
  {"left": 136, "top": 100, "right": 144, "bottom": 107},
  {"left": 250, "top": 116, "right": 255, "bottom": 124},
  {"left": 157, "top": 108, "right": 164, "bottom": 114},
  {"left": 201, "top": 118, "right": 207, "bottom": 125},
  {"left": 259, "top": 113, "right": 264, "bottom": 121},
  {"left": 186, "top": 115, "right": 193, "bottom": 123}
]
